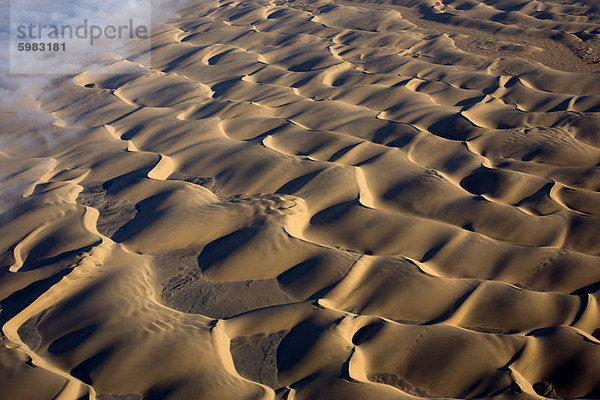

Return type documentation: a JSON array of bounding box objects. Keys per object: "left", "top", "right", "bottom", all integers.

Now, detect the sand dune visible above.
[{"left": 1, "top": 0, "right": 600, "bottom": 398}]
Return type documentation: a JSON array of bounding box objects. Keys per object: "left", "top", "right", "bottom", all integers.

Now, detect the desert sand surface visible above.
[{"left": 1, "top": 0, "right": 600, "bottom": 399}]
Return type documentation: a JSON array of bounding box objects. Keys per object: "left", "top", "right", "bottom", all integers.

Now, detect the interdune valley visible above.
[{"left": 1, "top": 0, "right": 600, "bottom": 399}]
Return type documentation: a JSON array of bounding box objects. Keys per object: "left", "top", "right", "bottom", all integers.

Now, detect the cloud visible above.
[{"left": 0, "top": 0, "right": 196, "bottom": 109}]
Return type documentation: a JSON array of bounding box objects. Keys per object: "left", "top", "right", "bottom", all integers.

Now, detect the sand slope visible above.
[{"left": 1, "top": 0, "right": 600, "bottom": 399}]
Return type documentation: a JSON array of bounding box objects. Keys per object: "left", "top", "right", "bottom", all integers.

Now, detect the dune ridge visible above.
[{"left": 1, "top": 0, "right": 600, "bottom": 399}]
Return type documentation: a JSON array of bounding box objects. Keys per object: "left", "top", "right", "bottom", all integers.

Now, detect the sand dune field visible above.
[{"left": 1, "top": 0, "right": 600, "bottom": 398}]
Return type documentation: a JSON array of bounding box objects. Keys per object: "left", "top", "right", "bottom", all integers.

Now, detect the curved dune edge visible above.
[{"left": 1, "top": 0, "right": 600, "bottom": 399}]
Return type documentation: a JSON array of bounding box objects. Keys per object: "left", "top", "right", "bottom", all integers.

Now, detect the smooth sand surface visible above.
[{"left": 1, "top": 0, "right": 600, "bottom": 399}]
